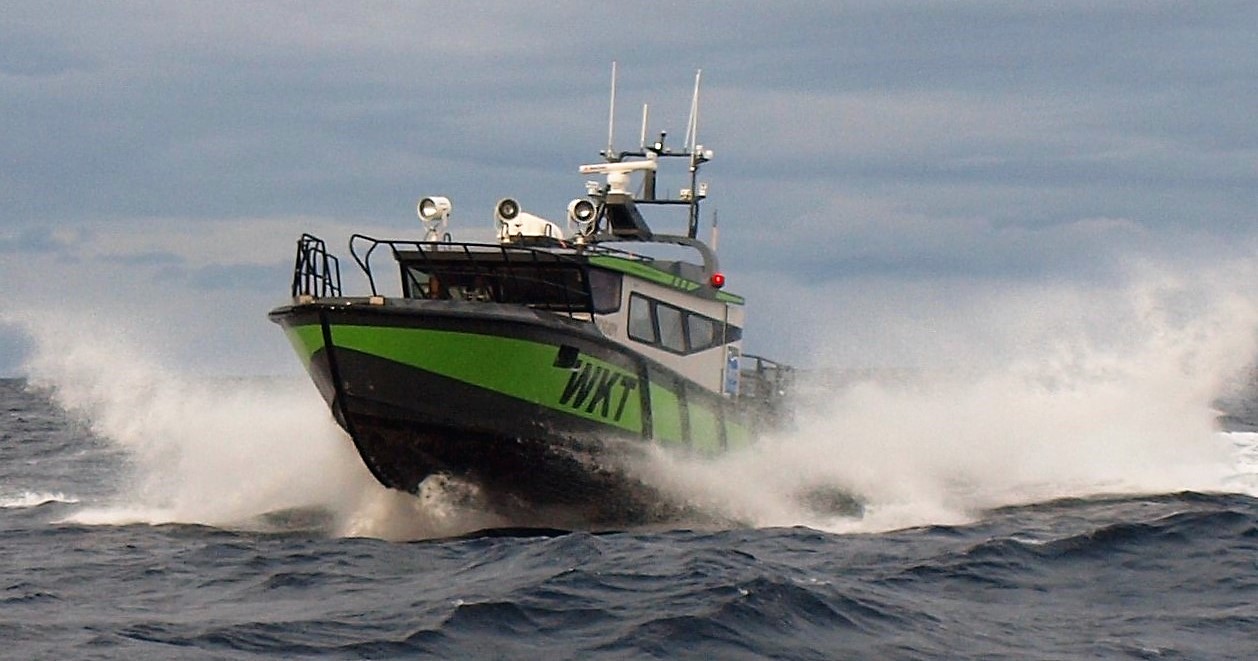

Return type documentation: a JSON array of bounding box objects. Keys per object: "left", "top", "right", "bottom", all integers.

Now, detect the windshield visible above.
[{"left": 402, "top": 262, "right": 621, "bottom": 314}]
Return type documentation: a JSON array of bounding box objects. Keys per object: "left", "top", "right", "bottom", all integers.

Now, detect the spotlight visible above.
[
  {"left": 567, "top": 199, "right": 596, "bottom": 224},
  {"left": 417, "top": 196, "right": 452, "bottom": 222},
  {"left": 495, "top": 198, "right": 520, "bottom": 223}
]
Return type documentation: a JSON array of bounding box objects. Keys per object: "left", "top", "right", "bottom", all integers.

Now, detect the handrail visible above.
[
  {"left": 589, "top": 232, "right": 721, "bottom": 280},
  {"left": 291, "top": 232, "right": 711, "bottom": 318},
  {"left": 290, "top": 233, "right": 341, "bottom": 298},
  {"left": 739, "top": 353, "right": 794, "bottom": 404},
  {"left": 348, "top": 234, "right": 386, "bottom": 295},
  {"left": 347, "top": 235, "right": 597, "bottom": 317}
]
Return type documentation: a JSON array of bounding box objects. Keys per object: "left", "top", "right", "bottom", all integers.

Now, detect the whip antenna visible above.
[
  {"left": 684, "top": 69, "right": 702, "bottom": 152},
  {"left": 605, "top": 61, "right": 618, "bottom": 158},
  {"left": 639, "top": 103, "right": 650, "bottom": 150}
]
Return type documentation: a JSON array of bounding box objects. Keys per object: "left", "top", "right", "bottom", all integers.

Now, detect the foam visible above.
[
  {"left": 635, "top": 265, "right": 1258, "bottom": 532},
  {"left": 7, "top": 258, "right": 1258, "bottom": 538},
  {"left": 0, "top": 491, "right": 81, "bottom": 509}
]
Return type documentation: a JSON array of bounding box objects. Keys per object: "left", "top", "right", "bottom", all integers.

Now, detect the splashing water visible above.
[
  {"left": 7, "top": 262, "right": 1258, "bottom": 539},
  {"left": 636, "top": 270, "right": 1258, "bottom": 532},
  {"left": 7, "top": 310, "right": 499, "bottom": 540}
]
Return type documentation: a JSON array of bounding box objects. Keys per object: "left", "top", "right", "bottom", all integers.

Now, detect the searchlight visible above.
[{"left": 417, "top": 196, "right": 453, "bottom": 241}]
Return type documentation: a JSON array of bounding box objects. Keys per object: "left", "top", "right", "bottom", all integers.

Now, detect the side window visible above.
[
  {"left": 626, "top": 293, "right": 744, "bottom": 354},
  {"left": 687, "top": 314, "right": 717, "bottom": 351},
  {"left": 588, "top": 268, "right": 623, "bottom": 313},
  {"left": 657, "top": 303, "right": 686, "bottom": 353},
  {"left": 628, "top": 294, "right": 656, "bottom": 343}
]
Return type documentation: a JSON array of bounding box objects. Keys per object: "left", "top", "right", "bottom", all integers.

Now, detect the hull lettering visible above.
[{"left": 559, "top": 359, "right": 639, "bottom": 422}]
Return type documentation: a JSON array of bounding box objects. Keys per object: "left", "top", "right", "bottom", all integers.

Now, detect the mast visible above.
[{"left": 584, "top": 67, "right": 712, "bottom": 242}]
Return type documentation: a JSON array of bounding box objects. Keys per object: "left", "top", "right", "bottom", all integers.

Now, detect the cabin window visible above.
[
  {"left": 688, "top": 314, "right": 717, "bottom": 351},
  {"left": 656, "top": 303, "right": 686, "bottom": 353},
  {"left": 588, "top": 268, "right": 623, "bottom": 313},
  {"left": 628, "top": 294, "right": 657, "bottom": 343},
  {"left": 627, "top": 293, "right": 743, "bottom": 355},
  {"left": 401, "top": 262, "right": 593, "bottom": 312}
]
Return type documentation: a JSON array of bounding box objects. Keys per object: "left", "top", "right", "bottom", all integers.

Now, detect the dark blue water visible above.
[{"left": 3, "top": 377, "right": 1257, "bottom": 659}]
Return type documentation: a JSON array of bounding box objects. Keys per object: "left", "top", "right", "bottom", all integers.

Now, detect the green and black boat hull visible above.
[{"left": 269, "top": 297, "right": 752, "bottom": 518}]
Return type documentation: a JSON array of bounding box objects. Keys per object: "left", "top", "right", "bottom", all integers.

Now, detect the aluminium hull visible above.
[{"left": 269, "top": 297, "right": 750, "bottom": 519}]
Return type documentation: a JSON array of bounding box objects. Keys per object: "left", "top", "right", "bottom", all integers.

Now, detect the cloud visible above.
[
  {"left": 1, "top": 2, "right": 1255, "bottom": 374},
  {"left": 0, "top": 226, "right": 75, "bottom": 254},
  {"left": 761, "top": 204, "right": 1152, "bottom": 282}
]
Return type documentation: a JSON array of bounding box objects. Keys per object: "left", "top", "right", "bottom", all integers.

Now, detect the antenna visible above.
[
  {"left": 684, "top": 69, "right": 705, "bottom": 238},
  {"left": 684, "top": 69, "right": 702, "bottom": 152},
  {"left": 639, "top": 103, "right": 649, "bottom": 150},
  {"left": 605, "top": 61, "right": 618, "bottom": 158}
]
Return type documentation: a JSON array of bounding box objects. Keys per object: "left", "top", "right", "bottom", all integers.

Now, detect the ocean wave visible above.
[{"left": 0, "top": 491, "right": 80, "bottom": 509}]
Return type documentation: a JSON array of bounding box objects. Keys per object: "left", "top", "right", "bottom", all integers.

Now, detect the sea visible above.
[{"left": 3, "top": 317, "right": 1258, "bottom": 659}]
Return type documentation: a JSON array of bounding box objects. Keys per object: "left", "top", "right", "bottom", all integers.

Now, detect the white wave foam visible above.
[
  {"left": 4, "top": 310, "right": 608, "bottom": 540},
  {"left": 1220, "top": 431, "right": 1258, "bottom": 496},
  {"left": 637, "top": 265, "right": 1258, "bottom": 533},
  {"left": 0, "top": 491, "right": 81, "bottom": 509},
  {"left": 4, "top": 309, "right": 497, "bottom": 539},
  {"left": 6, "top": 259, "right": 1258, "bottom": 538}
]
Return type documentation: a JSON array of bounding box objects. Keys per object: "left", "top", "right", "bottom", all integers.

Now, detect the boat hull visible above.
[{"left": 270, "top": 298, "right": 749, "bottom": 520}]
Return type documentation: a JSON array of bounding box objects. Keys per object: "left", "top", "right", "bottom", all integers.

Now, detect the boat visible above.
[{"left": 269, "top": 70, "right": 794, "bottom": 522}]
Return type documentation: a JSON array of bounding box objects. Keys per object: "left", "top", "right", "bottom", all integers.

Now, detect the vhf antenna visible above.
[
  {"left": 684, "top": 69, "right": 702, "bottom": 152},
  {"left": 639, "top": 103, "right": 650, "bottom": 151},
  {"left": 604, "top": 61, "right": 617, "bottom": 159},
  {"left": 685, "top": 68, "right": 704, "bottom": 238}
]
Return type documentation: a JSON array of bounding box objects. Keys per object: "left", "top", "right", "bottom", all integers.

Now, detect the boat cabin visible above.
[{"left": 390, "top": 243, "right": 745, "bottom": 395}]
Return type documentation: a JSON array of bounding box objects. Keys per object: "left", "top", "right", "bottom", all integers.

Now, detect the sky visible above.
[{"left": 1, "top": 1, "right": 1256, "bottom": 376}]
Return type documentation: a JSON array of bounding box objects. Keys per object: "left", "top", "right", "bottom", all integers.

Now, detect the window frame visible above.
[
  {"left": 626, "top": 292, "right": 742, "bottom": 355},
  {"left": 627, "top": 293, "right": 658, "bottom": 344}
]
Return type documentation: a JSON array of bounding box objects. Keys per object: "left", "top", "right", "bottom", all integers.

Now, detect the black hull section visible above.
[
  {"left": 330, "top": 351, "right": 673, "bottom": 523},
  {"left": 346, "top": 414, "right": 669, "bottom": 522},
  {"left": 274, "top": 301, "right": 698, "bottom": 522}
]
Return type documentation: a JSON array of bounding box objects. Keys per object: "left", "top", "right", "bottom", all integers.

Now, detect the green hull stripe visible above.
[
  {"left": 285, "top": 324, "right": 325, "bottom": 368},
  {"left": 589, "top": 256, "right": 745, "bottom": 305},
  {"left": 329, "top": 325, "right": 644, "bottom": 433},
  {"left": 726, "top": 420, "right": 752, "bottom": 450},
  {"left": 690, "top": 401, "right": 721, "bottom": 454},
  {"left": 281, "top": 321, "right": 751, "bottom": 450},
  {"left": 649, "top": 382, "right": 684, "bottom": 445}
]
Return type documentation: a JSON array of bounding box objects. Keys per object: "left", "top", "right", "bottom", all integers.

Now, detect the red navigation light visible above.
[{"left": 710, "top": 272, "right": 726, "bottom": 289}]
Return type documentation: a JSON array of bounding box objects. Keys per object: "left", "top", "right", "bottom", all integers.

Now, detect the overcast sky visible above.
[{"left": 2, "top": 1, "right": 1256, "bottom": 376}]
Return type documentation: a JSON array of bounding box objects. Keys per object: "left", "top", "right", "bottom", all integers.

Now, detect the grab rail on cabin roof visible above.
[{"left": 347, "top": 235, "right": 597, "bottom": 318}]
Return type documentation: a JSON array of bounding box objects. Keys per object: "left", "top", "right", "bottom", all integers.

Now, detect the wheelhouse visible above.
[
  {"left": 343, "top": 234, "right": 750, "bottom": 395},
  {"left": 394, "top": 244, "right": 622, "bottom": 315}
]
